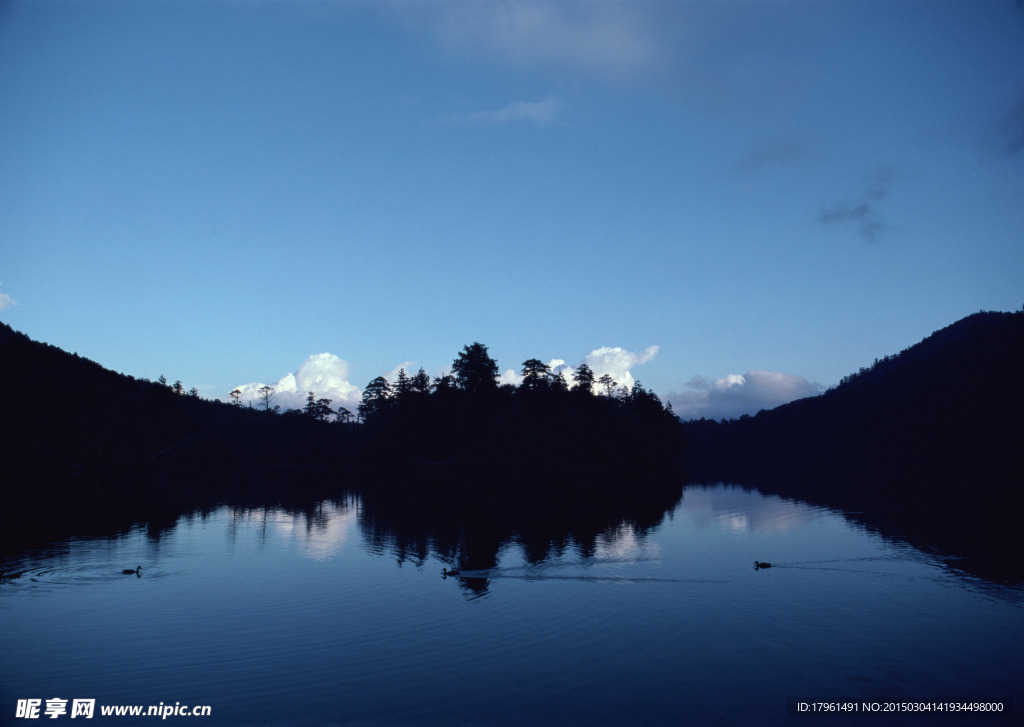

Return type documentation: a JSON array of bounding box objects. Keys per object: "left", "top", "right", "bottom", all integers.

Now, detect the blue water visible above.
[{"left": 1, "top": 484, "right": 1020, "bottom": 725}]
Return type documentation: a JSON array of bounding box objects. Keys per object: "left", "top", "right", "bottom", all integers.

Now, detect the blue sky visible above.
[{"left": 2, "top": 0, "right": 1022, "bottom": 419}]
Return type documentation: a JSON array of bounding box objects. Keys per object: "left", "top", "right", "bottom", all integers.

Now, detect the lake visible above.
[{"left": 1, "top": 483, "right": 1020, "bottom": 726}]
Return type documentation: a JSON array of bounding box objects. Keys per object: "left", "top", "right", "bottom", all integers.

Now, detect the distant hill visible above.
[
  {"left": 683, "top": 310, "right": 1024, "bottom": 531},
  {"left": 0, "top": 324, "right": 685, "bottom": 548},
  {"left": 0, "top": 322, "right": 346, "bottom": 546}
]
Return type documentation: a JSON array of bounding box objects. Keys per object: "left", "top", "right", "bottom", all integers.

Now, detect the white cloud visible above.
[
  {"left": 499, "top": 368, "right": 521, "bottom": 387},
  {"left": 233, "top": 353, "right": 361, "bottom": 411},
  {"left": 500, "top": 346, "right": 658, "bottom": 392},
  {"left": 232, "top": 345, "right": 661, "bottom": 412},
  {"left": 668, "top": 370, "right": 823, "bottom": 421},
  {"left": 583, "top": 345, "right": 659, "bottom": 391},
  {"left": 436, "top": 96, "right": 563, "bottom": 126},
  {"left": 0, "top": 284, "right": 16, "bottom": 310},
  {"left": 425, "top": 1, "right": 665, "bottom": 79},
  {"left": 385, "top": 361, "right": 417, "bottom": 384},
  {"left": 546, "top": 358, "right": 569, "bottom": 378}
]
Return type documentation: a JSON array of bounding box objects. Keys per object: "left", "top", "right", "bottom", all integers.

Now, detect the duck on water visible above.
[
  {"left": 123, "top": 566, "right": 142, "bottom": 576},
  {"left": 753, "top": 561, "right": 771, "bottom": 570}
]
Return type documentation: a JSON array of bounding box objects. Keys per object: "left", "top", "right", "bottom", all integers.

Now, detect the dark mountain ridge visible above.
[
  {"left": 684, "top": 310, "right": 1024, "bottom": 489},
  {"left": 4, "top": 312, "right": 1021, "bottom": 571},
  {"left": 0, "top": 322, "right": 348, "bottom": 546},
  {"left": 0, "top": 324, "right": 683, "bottom": 549},
  {"left": 683, "top": 310, "right": 1024, "bottom": 580}
]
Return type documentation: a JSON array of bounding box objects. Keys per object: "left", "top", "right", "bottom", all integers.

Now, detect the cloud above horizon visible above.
[
  {"left": 668, "top": 370, "right": 823, "bottom": 421},
  {"left": 384, "top": 361, "right": 418, "bottom": 384},
  {"left": 583, "top": 345, "right": 659, "bottom": 390},
  {"left": 233, "top": 353, "right": 361, "bottom": 412},
  {"left": 423, "top": 1, "right": 666, "bottom": 80},
  {"left": 500, "top": 345, "right": 659, "bottom": 392},
  {"left": 236, "top": 345, "right": 660, "bottom": 413},
  {"left": 435, "top": 96, "right": 563, "bottom": 127}
]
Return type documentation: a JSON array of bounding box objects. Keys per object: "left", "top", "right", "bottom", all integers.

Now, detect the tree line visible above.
[
  {"left": 231, "top": 342, "right": 675, "bottom": 428},
  {"left": 343, "top": 342, "right": 684, "bottom": 489},
  {"left": 0, "top": 324, "right": 685, "bottom": 547}
]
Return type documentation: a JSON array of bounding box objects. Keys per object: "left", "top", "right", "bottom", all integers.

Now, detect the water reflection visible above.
[
  {"left": 731, "top": 473, "right": 1024, "bottom": 588},
  {"left": 3, "top": 481, "right": 1020, "bottom": 726},
  {"left": 354, "top": 477, "right": 685, "bottom": 596},
  {"left": 681, "top": 483, "right": 825, "bottom": 534},
  {"left": 2, "top": 474, "right": 1019, "bottom": 603},
  {"left": 225, "top": 498, "right": 359, "bottom": 562}
]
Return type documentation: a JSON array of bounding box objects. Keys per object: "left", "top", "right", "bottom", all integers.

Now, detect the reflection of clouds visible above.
[
  {"left": 595, "top": 522, "right": 662, "bottom": 562},
  {"left": 680, "top": 485, "right": 821, "bottom": 534},
  {"left": 725, "top": 514, "right": 749, "bottom": 533},
  {"left": 234, "top": 501, "right": 359, "bottom": 562}
]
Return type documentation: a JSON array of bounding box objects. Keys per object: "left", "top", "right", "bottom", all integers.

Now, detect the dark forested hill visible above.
[
  {"left": 0, "top": 326, "right": 685, "bottom": 548},
  {"left": 0, "top": 323, "right": 347, "bottom": 544},
  {"left": 683, "top": 310, "right": 1024, "bottom": 521}
]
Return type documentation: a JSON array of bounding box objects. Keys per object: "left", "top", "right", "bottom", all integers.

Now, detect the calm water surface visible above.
[{"left": 2, "top": 484, "right": 1020, "bottom": 726}]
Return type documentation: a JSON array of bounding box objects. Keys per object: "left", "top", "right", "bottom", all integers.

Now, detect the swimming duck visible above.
[
  {"left": 441, "top": 567, "right": 460, "bottom": 577},
  {"left": 123, "top": 566, "right": 142, "bottom": 575},
  {"left": 753, "top": 561, "right": 771, "bottom": 570}
]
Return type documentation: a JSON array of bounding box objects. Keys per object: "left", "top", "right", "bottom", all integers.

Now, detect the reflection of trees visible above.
[
  {"left": 2, "top": 323, "right": 687, "bottom": 560},
  {"left": 355, "top": 477, "right": 684, "bottom": 596},
  {"left": 740, "top": 472, "right": 1024, "bottom": 587},
  {"left": 683, "top": 312, "right": 1024, "bottom": 586}
]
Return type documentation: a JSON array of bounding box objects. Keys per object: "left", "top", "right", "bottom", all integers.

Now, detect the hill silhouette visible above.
[
  {"left": 0, "top": 326, "right": 684, "bottom": 547},
  {"left": 5, "top": 312, "right": 1020, "bottom": 572},
  {"left": 0, "top": 322, "right": 350, "bottom": 546},
  {"left": 683, "top": 310, "right": 1024, "bottom": 579},
  {"left": 684, "top": 311, "right": 1024, "bottom": 487}
]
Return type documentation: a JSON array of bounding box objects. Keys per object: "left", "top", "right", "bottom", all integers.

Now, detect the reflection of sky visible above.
[
  {"left": 3, "top": 484, "right": 1021, "bottom": 727},
  {"left": 678, "top": 484, "right": 826, "bottom": 535},
  {"left": 594, "top": 522, "right": 662, "bottom": 563},
  {"left": 655, "top": 484, "right": 905, "bottom": 588},
  {"left": 232, "top": 501, "right": 360, "bottom": 562},
  {"left": 724, "top": 514, "right": 748, "bottom": 533}
]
